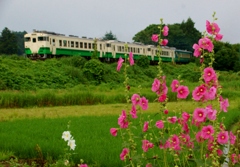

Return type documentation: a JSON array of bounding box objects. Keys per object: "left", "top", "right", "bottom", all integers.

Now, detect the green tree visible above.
[
  {"left": 132, "top": 24, "right": 159, "bottom": 45},
  {"left": 211, "top": 41, "right": 240, "bottom": 71},
  {"left": 0, "top": 27, "right": 18, "bottom": 55},
  {"left": 102, "top": 31, "right": 117, "bottom": 40},
  {"left": 13, "top": 31, "right": 27, "bottom": 55},
  {"left": 132, "top": 18, "right": 201, "bottom": 51}
]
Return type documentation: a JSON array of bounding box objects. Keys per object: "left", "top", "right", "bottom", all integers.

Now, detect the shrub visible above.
[
  {"left": 83, "top": 59, "right": 104, "bottom": 84},
  {"left": 136, "top": 56, "right": 150, "bottom": 68}
]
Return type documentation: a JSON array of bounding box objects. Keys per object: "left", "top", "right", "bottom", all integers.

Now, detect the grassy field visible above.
[{"left": 0, "top": 100, "right": 239, "bottom": 166}]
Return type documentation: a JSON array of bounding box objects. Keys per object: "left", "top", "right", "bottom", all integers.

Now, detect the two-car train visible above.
[{"left": 24, "top": 30, "right": 192, "bottom": 63}]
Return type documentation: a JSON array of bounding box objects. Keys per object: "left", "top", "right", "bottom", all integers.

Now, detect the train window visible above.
[
  {"left": 100, "top": 44, "right": 102, "bottom": 50},
  {"left": 117, "top": 46, "right": 121, "bottom": 52},
  {"left": 147, "top": 48, "right": 151, "bottom": 51},
  {"left": 52, "top": 39, "right": 55, "bottom": 46},
  {"left": 133, "top": 48, "right": 135, "bottom": 53},
  {"left": 33, "top": 38, "right": 36, "bottom": 43},
  {"left": 138, "top": 48, "right": 140, "bottom": 53},
  {"left": 24, "top": 37, "right": 31, "bottom": 42},
  {"left": 59, "top": 40, "right": 62, "bottom": 46},
  {"left": 122, "top": 46, "right": 124, "bottom": 52},
  {"left": 63, "top": 40, "right": 67, "bottom": 47},
  {"left": 80, "top": 42, "right": 83, "bottom": 48},
  {"left": 143, "top": 48, "right": 145, "bottom": 54},
  {"left": 38, "top": 37, "right": 48, "bottom": 41},
  {"left": 84, "top": 43, "right": 87, "bottom": 49},
  {"left": 112, "top": 45, "right": 115, "bottom": 51},
  {"left": 68, "top": 41, "right": 70, "bottom": 47},
  {"left": 106, "top": 44, "right": 111, "bottom": 47},
  {"left": 71, "top": 41, "right": 74, "bottom": 47},
  {"left": 88, "top": 43, "right": 91, "bottom": 49},
  {"left": 75, "top": 42, "right": 79, "bottom": 48}
]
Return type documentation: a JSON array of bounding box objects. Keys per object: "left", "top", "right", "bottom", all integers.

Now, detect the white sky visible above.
[{"left": 0, "top": 0, "right": 239, "bottom": 44}]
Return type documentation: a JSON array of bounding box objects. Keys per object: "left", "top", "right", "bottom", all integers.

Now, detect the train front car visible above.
[{"left": 24, "top": 30, "right": 52, "bottom": 59}]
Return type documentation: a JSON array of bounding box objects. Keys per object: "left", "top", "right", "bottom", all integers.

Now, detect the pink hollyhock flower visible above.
[
  {"left": 179, "top": 133, "right": 190, "bottom": 144},
  {"left": 110, "top": 128, "right": 118, "bottom": 136},
  {"left": 161, "top": 39, "right": 168, "bottom": 46},
  {"left": 207, "top": 86, "right": 217, "bottom": 100},
  {"left": 229, "top": 131, "right": 236, "bottom": 145},
  {"left": 217, "top": 149, "right": 223, "bottom": 156},
  {"left": 162, "top": 25, "right": 169, "bottom": 36},
  {"left": 192, "top": 44, "right": 202, "bottom": 57},
  {"left": 168, "top": 116, "right": 178, "bottom": 124},
  {"left": 130, "top": 105, "right": 137, "bottom": 119},
  {"left": 151, "top": 34, "right": 158, "bottom": 42},
  {"left": 182, "top": 122, "right": 189, "bottom": 134},
  {"left": 168, "top": 135, "right": 181, "bottom": 151},
  {"left": 146, "top": 163, "right": 152, "bottom": 167},
  {"left": 206, "top": 20, "right": 220, "bottom": 35},
  {"left": 143, "top": 121, "right": 149, "bottom": 132},
  {"left": 231, "top": 154, "right": 238, "bottom": 165},
  {"left": 164, "top": 109, "right": 168, "bottom": 114},
  {"left": 182, "top": 112, "right": 190, "bottom": 122},
  {"left": 131, "top": 94, "right": 141, "bottom": 106},
  {"left": 142, "top": 140, "right": 154, "bottom": 152},
  {"left": 156, "top": 120, "right": 164, "bottom": 129},
  {"left": 158, "top": 94, "right": 167, "bottom": 102},
  {"left": 201, "top": 125, "right": 214, "bottom": 139},
  {"left": 205, "top": 105, "right": 217, "bottom": 120},
  {"left": 120, "top": 148, "right": 129, "bottom": 160},
  {"left": 129, "top": 52, "right": 134, "bottom": 66},
  {"left": 196, "top": 131, "right": 204, "bottom": 143},
  {"left": 171, "top": 79, "right": 180, "bottom": 92},
  {"left": 118, "top": 110, "right": 129, "bottom": 128},
  {"left": 177, "top": 85, "right": 189, "bottom": 99},
  {"left": 152, "top": 78, "right": 160, "bottom": 92},
  {"left": 140, "top": 96, "right": 148, "bottom": 110},
  {"left": 117, "top": 57, "right": 124, "bottom": 71},
  {"left": 217, "top": 131, "right": 229, "bottom": 144},
  {"left": 203, "top": 67, "right": 217, "bottom": 83},
  {"left": 215, "top": 33, "right": 223, "bottom": 41},
  {"left": 199, "top": 37, "right": 214, "bottom": 52},
  {"left": 220, "top": 97, "right": 229, "bottom": 112},
  {"left": 192, "top": 85, "right": 207, "bottom": 101},
  {"left": 193, "top": 108, "right": 206, "bottom": 123},
  {"left": 79, "top": 164, "right": 88, "bottom": 167}
]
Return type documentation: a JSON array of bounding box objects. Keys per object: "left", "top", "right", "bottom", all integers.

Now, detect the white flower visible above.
[
  {"left": 62, "top": 131, "right": 71, "bottom": 141},
  {"left": 67, "top": 139, "right": 76, "bottom": 150}
]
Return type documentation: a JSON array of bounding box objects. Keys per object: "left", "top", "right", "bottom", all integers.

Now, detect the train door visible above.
[{"left": 52, "top": 38, "right": 56, "bottom": 55}]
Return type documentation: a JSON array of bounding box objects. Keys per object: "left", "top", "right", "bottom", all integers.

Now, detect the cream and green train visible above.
[{"left": 24, "top": 30, "right": 192, "bottom": 63}]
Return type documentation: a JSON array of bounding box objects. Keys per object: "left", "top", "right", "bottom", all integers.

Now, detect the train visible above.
[{"left": 24, "top": 30, "right": 192, "bottom": 63}]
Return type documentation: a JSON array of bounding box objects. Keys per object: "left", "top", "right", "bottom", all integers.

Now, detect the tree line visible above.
[
  {"left": 0, "top": 27, "right": 27, "bottom": 55},
  {"left": 0, "top": 18, "right": 240, "bottom": 71}
]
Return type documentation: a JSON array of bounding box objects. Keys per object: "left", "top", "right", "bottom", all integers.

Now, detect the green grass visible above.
[{"left": 0, "top": 101, "right": 239, "bottom": 166}]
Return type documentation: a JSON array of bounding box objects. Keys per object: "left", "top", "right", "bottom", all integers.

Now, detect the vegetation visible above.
[
  {"left": 0, "top": 102, "right": 239, "bottom": 166},
  {"left": 132, "top": 18, "right": 201, "bottom": 52},
  {"left": 0, "top": 56, "right": 240, "bottom": 108},
  {"left": 102, "top": 31, "right": 117, "bottom": 40}
]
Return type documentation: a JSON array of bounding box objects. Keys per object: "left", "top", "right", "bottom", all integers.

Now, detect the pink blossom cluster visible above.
[
  {"left": 151, "top": 76, "right": 168, "bottom": 102},
  {"left": 151, "top": 25, "right": 169, "bottom": 46},
  {"left": 192, "top": 67, "right": 229, "bottom": 112},
  {"left": 116, "top": 52, "right": 134, "bottom": 71},
  {"left": 231, "top": 154, "right": 240, "bottom": 165},
  {"left": 193, "top": 20, "right": 223, "bottom": 58},
  {"left": 170, "top": 79, "right": 189, "bottom": 99},
  {"left": 111, "top": 15, "right": 239, "bottom": 166},
  {"left": 110, "top": 94, "right": 149, "bottom": 137}
]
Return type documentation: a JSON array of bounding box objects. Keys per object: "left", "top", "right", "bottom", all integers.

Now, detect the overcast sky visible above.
[{"left": 0, "top": 0, "right": 239, "bottom": 44}]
